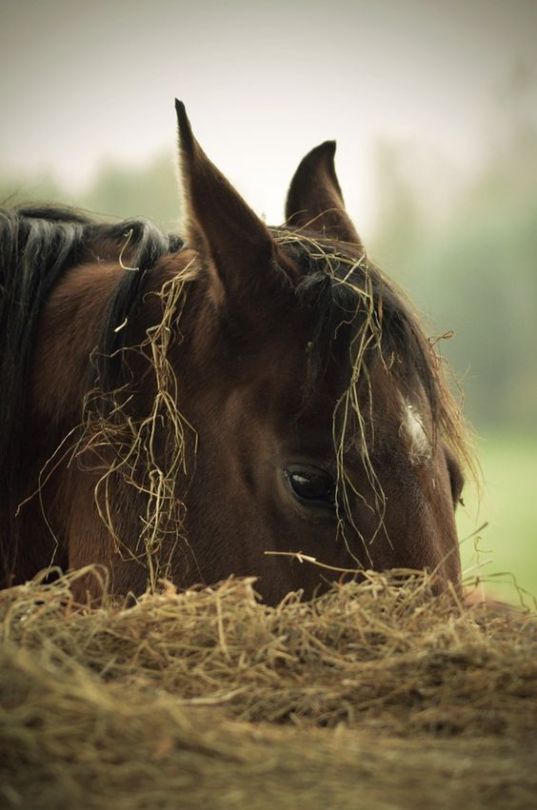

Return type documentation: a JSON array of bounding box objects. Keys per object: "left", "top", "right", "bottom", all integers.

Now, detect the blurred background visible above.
[{"left": 2, "top": 0, "right": 536, "bottom": 600}]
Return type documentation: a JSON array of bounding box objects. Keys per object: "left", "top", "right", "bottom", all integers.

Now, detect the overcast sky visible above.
[{"left": 1, "top": 0, "right": 536, "bottom": 230}]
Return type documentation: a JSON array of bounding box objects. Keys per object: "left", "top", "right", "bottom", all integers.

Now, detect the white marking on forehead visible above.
[{"left": 402, "top": 401, "right": 431, "bottom": 465}]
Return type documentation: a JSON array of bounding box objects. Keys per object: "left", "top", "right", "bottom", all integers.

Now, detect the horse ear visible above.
[
  {"left": 175, "top": 100, "right": 288, "bottom": 308},
  {"left": 285, "top": 141, "right": 363, "bottom": 248}
]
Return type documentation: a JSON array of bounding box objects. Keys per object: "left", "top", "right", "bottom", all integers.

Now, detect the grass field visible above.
[{"left": 457, "top": 431, "right": 537, "bottom": 604}]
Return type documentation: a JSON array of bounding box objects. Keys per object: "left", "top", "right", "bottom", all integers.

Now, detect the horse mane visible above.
[{"left": 0, "top": 205, "right": 181, "bottom": 507}]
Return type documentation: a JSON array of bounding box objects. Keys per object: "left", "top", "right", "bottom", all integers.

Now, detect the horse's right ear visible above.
[
  {"left": 175, "top": 100, "right": 294, "bottom": 310},
  {"left": 285, "top": 141, "right": 363, "bottom": 248}
]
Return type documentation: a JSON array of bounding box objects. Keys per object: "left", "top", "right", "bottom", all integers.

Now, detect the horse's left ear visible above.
[
  {"left": 175, "top": 100, "right": 292, "bottom": 310},
  {"left": 285, "top": 141, "right": 363, "bottom": 248}
]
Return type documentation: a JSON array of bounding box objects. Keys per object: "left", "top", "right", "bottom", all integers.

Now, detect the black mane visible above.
[{"left": 0, "top": 205, "right": 181, "bottom": 497}]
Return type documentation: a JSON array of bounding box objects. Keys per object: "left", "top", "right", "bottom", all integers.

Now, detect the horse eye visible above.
[
  {"left": 444, "top": 447, "right": 465, "bottom": 508},
  {"left": 285, "top": 467, "right": 336, "bottom": 508}
]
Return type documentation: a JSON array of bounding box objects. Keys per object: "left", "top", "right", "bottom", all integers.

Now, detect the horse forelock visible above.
[{"left": 273, "top": 231, "right": 470, "bottom": 471}]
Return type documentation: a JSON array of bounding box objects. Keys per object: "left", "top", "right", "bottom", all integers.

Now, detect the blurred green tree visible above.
[
  {"left": 80, "top": 152, "right": 181, "bottom": 230},
  {"left": 0, "top": 151, "right": 181, "bottom": 231},
  {"left": 369, "top": 79, "right": 537, "bottom": 429}
]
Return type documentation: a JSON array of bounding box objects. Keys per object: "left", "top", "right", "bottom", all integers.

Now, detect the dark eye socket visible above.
[{"left": 285, "top": 467, "right": 336, "bottom": 508}]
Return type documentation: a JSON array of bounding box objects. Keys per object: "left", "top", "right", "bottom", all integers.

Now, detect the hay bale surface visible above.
[{"left": 1, "top": 571, "right": 536, "bottom": 809}]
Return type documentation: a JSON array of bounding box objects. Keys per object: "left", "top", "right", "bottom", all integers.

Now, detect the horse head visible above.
[
  {"left": 2, "top": 102, "right": 468, "bottom": 604},
  {"left": 144, "top": 102, "right": 467, "bottom": 603}
]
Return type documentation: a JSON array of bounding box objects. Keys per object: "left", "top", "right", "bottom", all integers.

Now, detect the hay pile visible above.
[{"left": 1, "top": 570, "right": 536, "bottom": 810}]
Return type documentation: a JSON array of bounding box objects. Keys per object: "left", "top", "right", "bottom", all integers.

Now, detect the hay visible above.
[{"left": 1, "top": 571, "right": 536, "bottom": 809}]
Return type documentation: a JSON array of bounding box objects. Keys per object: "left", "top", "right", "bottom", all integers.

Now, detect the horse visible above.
[{"left": 0, "top": 100, "right": 468, "bottom": 604}]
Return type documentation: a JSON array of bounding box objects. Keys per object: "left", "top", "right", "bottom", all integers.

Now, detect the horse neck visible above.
[{"left": 23, "top": 253, "right": 200, "bottom": 591}]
